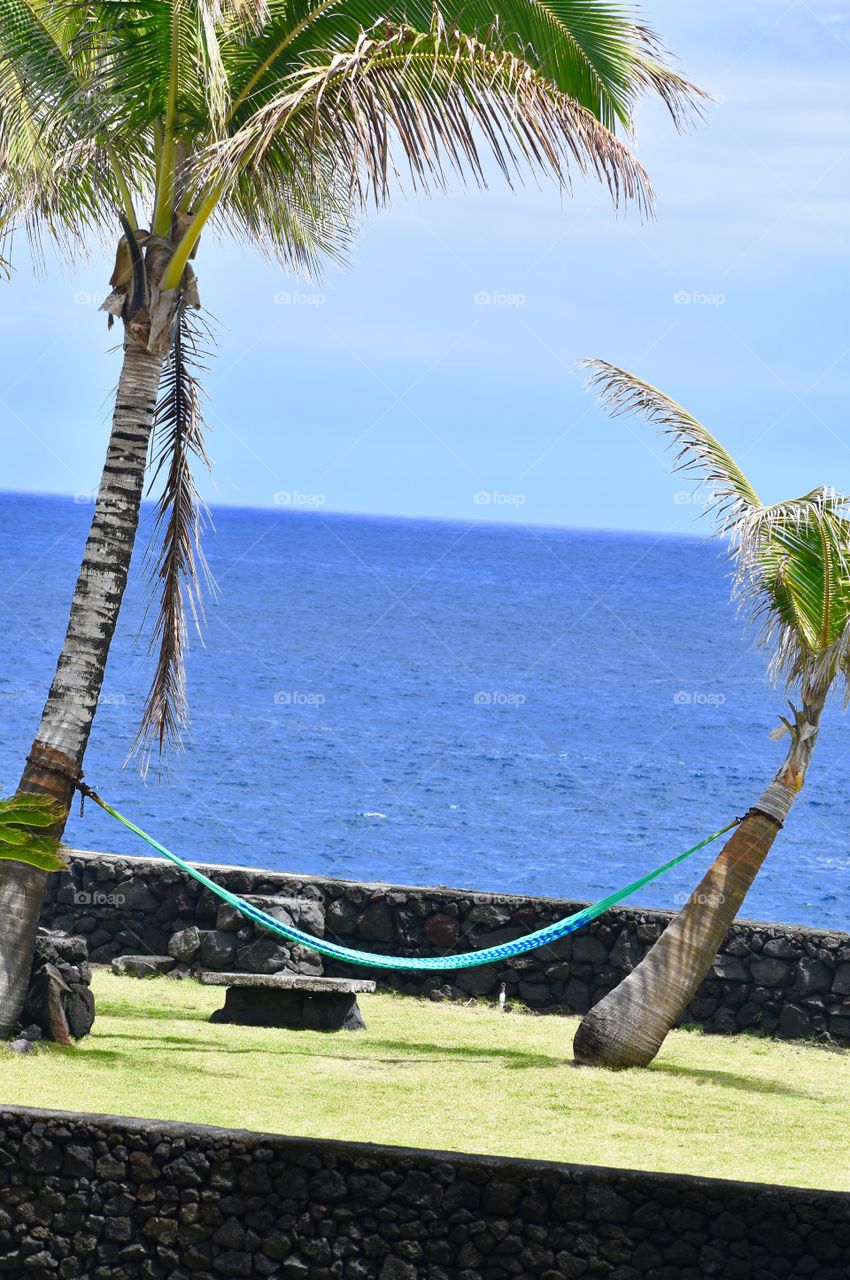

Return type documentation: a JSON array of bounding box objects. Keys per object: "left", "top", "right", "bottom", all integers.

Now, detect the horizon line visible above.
[{"left": 0, "top": 486, "right": 714, "bottom": 543}]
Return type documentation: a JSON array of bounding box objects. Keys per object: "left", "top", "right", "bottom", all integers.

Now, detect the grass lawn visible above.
[{"left": 2, "top": 969, "right": 848, "bottom": 1191}]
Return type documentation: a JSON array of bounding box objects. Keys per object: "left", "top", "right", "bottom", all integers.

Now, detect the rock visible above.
[
  {"left": 709, "top": 1007, "right": 738, "bottom": 1035},
  {"left": 326, "top": 897, "right": 360, "bottom": 935},
  {"left": 6, "top": 1038, "right": 35, "bottom": 1054},
  {"left": 483, "top": 1180, "right": 522, "bottom": 1214},
  {"left": 236, "top": 939, "right": 292, "bottom": 975},
  {"left": 168, "top": 926, "right": 202, "bottom": 963},
  {"left": 750, "top": 958, "right": 794, "bottom": 987},
  {"left": 20, "top": 1024, "right": 42, "bottom": 1042},
  {"left": 831, "top": 963, "right": 850, "bottom": 994},
  {"left": 423, "top": 912, "right": 460, "bottom": 949},
  {"left": 469, "top": 923, "right": 526, "bottom": 951},
  {"left": 358, "top": 898, "right": 396, "bottom": 944},
  {"left": 455, "top": 966, "right": 499, "bottom": 997},
  {"left": 20, "top": 1132, "right": 62, "bottom": 1174},
  {"left": 33, "top": 934, "right": 88, "bottom": 966},
  {"left": 110, "top": 955, "right": 175, "bottom": 978},
  {"left": 712, "top": 955, "right": 750, "bottom": 983},
  {"left": 764, "top": 935, "right": 802, "bottom": 959},
  {"left": 380, "top": 1259, "right": 417, "bottom": 1280},
  {"left": 828, "top": 1013, "right": 850, "bottom": 1039},
  {"left": 64, "top": 986, "right": 96, "bottom": 1038},
  {"left": 572, "top": 936, "right": 609, "bottom": 964},
  {"left": 201, "top": 931, "right": 238, "bottom": 971},
  {"left": 292, "top": 898, "right": 325, "bottom": 939},
  {"left": 778, "top": 1004, "right": 813, "bottom": 1039},
  {"left": 735, "top": 1002, "right": 761, "bottom": 1029},
  {"left": 112, "top": 878, "right": 159, "bottom": 912},
  {"left": 518, "top": 981, "right": 550, "bottom": 1008},
  {"left": 26, "top": 964, "right": 72, "bottom": 1044},
  {"left": 466, "top": 902, "right": 513, "bottom": 928},
  {"left": 563, "top": 978, "right": 591, "bottom": 1013},
  {"left": 636, "top": 919, "right": 663, "bottom": 943},
  {"left": 609, "top": 930, "right": 642, "bottom": 970},
  {"left": 795, "top": 957, "right": 831, "bottom": 997},
  {"left": 257, "top": 897, "right": 324, "bottom": 940},
  {"left": 209, "top": 984, "right": 369, "bottom": 1032}
]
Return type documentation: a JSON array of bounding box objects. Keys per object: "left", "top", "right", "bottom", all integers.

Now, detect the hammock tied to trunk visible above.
[{"left": 75, "top": 783, "right": 739, "bottom": 972}]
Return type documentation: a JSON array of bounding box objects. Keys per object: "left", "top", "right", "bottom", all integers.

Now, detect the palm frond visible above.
[
  {"left": 216, "top": 147, "right": 358, "bottom": 277},
  {"left": 0, "top": 792, "right": 68, "bottom": 872},
  {"left": 132, "top": 301, "right": 216, "bottom": 765},
  {"left": 474, "top": 2, "right": 708, "bottom": 130},
  {"left": 0, "top": 0, "right": 149, "bottom": 266},
  {"left": 583, "top": 358, "right": 850, "bottom": 698},
  {"left": 198, "top": 16, "right": 654, "bottom": 223},
  {"left": 581, "top": 358, "right": 760, "bottom": 528},
  {"left": 222, "top": 0, "right": 707, "bottom": 134},
  {"left": 735, "top": 489, "right": 850, "bottom": 692}
]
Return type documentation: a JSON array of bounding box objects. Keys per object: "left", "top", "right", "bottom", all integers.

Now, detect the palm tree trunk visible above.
[
  {"left": 573, "top": 692, "right": 825, "bottom": 1068},
  {"left": 0, "top": 336, "right": 163, "bottom": 1038}
]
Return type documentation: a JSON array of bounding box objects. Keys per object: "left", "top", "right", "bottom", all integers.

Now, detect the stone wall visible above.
[
  {"left": 41, "top": 850, "right": 850, "bottom": 1044},
  {"left": 1, "top": 1105, "right": 848, "bottom": 1280}
]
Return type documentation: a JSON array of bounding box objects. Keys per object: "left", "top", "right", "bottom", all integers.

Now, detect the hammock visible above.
[{"left": 77, "top": 784, "right": 738, "bottom": 972}]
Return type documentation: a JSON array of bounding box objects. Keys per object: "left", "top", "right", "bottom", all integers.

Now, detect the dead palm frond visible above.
[{"left": 133, "top": 303, "right": 216, "bottom": 766}]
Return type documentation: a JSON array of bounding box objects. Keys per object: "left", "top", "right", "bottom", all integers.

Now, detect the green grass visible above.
[{"left": 3, "top": 970, "right": 849, "bottom": 1191}]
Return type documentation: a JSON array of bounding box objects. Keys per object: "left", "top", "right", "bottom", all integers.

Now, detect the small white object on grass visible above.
[{"left": 499, "top": 982, "right": 507, "bottom": 1010}]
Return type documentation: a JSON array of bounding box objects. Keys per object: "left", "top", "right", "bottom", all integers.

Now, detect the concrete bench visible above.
[{"left": 199, "top": 971, "right": 376, "bottom": 1031}]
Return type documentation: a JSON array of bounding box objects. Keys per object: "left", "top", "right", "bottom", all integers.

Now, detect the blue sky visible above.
[{"left": 2, "top": 0, "right": 849, "bottom": 533}]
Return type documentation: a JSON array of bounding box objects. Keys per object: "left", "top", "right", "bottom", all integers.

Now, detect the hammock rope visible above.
[{"left": 76, "top": 784, "right": 739, "bottom": 972}]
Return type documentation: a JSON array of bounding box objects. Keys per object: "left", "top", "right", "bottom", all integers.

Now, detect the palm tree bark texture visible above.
[{"left": 0, "top": 317, "right": 164, "bottom": 1038}]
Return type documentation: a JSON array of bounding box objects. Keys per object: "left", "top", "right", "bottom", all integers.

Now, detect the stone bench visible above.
[{"left": 199, "top": 971, "right": 376, "bottom": 1032}]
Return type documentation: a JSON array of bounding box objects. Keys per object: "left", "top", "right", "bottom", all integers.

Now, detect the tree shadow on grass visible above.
[
  {"left": 368, "top": 1038, "right": 568, "bottom": 1070},
  {"left": 650, "top": 1060, "right": 813, "bottom": 1099},
  {"left": 80, "top": 1030, "right": 569, "bottom": 1070},
  {"left": 97, "top": 1005, "right": 213, "bottom": 1023},
  {"left": 77, "top": 1034, "right": 810, "bottom": 1098}
]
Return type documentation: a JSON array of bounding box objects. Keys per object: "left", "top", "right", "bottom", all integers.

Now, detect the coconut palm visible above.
[
  {"left": 0, "top": 1, "right": 703, "bottom": 1037},
  {"left": 573, "top": 360, "right": 850, "bottom": 1069}
]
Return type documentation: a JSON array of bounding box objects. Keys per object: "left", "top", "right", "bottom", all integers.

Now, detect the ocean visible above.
[{"left": 1, "top": 491, "right": 848, "bottom": 929}]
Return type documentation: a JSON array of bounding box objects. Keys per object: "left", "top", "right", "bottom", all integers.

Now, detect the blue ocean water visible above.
[{"left": 1, "top": 491, "right": 848, "bottom": 929}]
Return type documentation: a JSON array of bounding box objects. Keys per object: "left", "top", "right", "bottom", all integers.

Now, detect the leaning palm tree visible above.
[
  {"left": 0, "top": 0, "right": 704, "bottom": 1037},
  {"left": 573, "top": 359, "right": 850, "bottom": 1068}
]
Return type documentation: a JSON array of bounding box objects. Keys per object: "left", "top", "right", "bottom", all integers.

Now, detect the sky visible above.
[{"left": 1, "top": 0, "right": 849, "bottom": 533}]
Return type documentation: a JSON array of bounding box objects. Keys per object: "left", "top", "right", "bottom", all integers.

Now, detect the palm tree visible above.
[
  {"left": 573, "top": 360, "right": 850, "bottom": 1069},
  {"left": 0, "top": 1, "right": 703, "bottom": 1038}
]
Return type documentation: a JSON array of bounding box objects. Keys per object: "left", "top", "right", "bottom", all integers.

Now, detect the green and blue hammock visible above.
[{"left": 80, "top": 785, "right": 738, "bottom": 972}]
